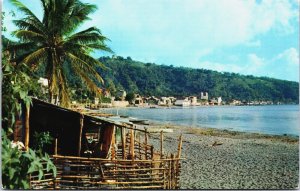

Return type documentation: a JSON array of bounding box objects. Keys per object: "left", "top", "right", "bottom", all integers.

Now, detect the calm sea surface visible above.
[{"left": 101, "top": 105, "right": 299, "bottom": 136}]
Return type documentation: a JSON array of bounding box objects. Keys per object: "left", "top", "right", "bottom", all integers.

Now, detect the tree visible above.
[
  {"left": 8, "top": 0, "right": 112, "bottom": 107},
  {"left": 125, "top": 92, "right": 135, "bottom": 103},
  {"left": 2, "top": 21, "right": 56, "bottom": 189}
]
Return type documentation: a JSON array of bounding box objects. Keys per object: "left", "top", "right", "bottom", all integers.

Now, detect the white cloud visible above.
[
  {"left": 79, "top": 0, "right": 300, "bottom": 70},
  {"left": 274, "top": 48, "right": 299, "bottom": 65},
  {"left": 3, "top": 0, "right": 299, "bottom": 81},
  {"left": 85, "top": 0, "right": 298, "bottom": 46},
  {"left": 197, "top": 48, "right": 299, "bottom": 81}
]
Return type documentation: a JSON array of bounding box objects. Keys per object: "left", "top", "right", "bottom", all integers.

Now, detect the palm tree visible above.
[{"left": 8, "top": 0, "right": 112, "bottom": 107}]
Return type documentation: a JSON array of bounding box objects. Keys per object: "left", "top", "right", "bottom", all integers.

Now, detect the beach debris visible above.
[
  {"left": 147, "top": 128, "right": 174, "bottom": 133},
  {"left": 212, "top": 141, "right": 223, "bottom": 146}
]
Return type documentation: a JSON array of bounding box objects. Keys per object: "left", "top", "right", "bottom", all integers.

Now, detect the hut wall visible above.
[{"left": 29, "top": 99, "right": 82, "bottom": 156}]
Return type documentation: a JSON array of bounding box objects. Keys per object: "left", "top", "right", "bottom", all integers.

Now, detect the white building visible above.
[
  {"left": 175, "top": 98, "right": 190, "bottom": 106},
  {"left": 200, "top": 92, "right": 208, "bottom": 100},
  {"left": 217, "top": 97, "right": 222, "bottom": 105},
  {"left": 188, "top": 96, "right": 198, "bottom": 106}
]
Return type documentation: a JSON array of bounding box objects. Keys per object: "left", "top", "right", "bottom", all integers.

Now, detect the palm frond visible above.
[
  {"left": 66, "top": 32, "right": 108, "bottom": 44},
  {"left": 5, "top": 42, "right": 36, "bottom": 52},
  {"left": 12, "top": 30, "right": 46, "bottom": 42},
  {"left": 71, "top": 63, "right": 101, "bottom": 96},
  {"left": 57, "top": 66, "right": 70, "bottom": 107},
  {"left": 66, "top": 52, "right": 104, "bottom": 84},
  {"left": 22, "top": 47, "right": 48, "bottom": 66},
  {"left": 13, "top": 19, "right": 45, "bottom": 34},
  {"left": 10, "top": 0, "right": 43, "bottom": 25}
]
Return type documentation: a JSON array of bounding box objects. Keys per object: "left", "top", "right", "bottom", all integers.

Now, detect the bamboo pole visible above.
[
  {"left": 130, "top": 129, "right": 134, "bottom": 160},
  {"left": 138, "top": 133, "right": 141, "bottom": 159},
  {"left": 176, "top": 134, "right": 183, "bottom": 159},
  {"left": 121, "top": 127, "right": 126, "bottom": 159},
  {"left": 144, "top": 128, "right": 148, "bottom": 160},
  {"left": 24, "top": 105, "right": 30, "bottom": 151},
  {"left": 52, "top": 155, "right": 183, "bottom": 162},
  {"left": 151, "top": 146, "right": 154, "bottom": 159},
  {"left": 176, "top": 134, "right": 183, "bottom": 186},
  {"left": 78, "top": 114, "right": 84, "bottom": 156},
  {"left": 111, "top": 125, "right": 116, "bottom": 160},
  {"left": 160, "top": 131, "right": 163, "bottom": 159},
  {"left": 54, "top": 138, "right": 58, "bottom": 155},
  {"left": 170, "top": 154, "right": 174, "bottom": 189}
]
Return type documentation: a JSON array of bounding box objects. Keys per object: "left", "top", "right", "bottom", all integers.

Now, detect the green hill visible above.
[{"left": 95, "top": 56, "right": 298, "bottom": 103}]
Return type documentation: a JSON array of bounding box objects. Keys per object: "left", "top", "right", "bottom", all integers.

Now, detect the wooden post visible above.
[
  {"left": 138, "top": 133, "right": 141, "bottom": 159},
  {"left": 176, "top": 134, "right": 183, "bottom": 188},
  {"left": 130, "top": 128, "right": 134, "bottom": 160},
  {"left": 121, "top": 127, "right": 126, "bottom": 159},
  {"left": 111, "top": 125, "right": 116, "bottom": 160},
  {"left": 54, "top": 138, "right": 58, "bottom": 155},
  {"left": 78, "top": 114, "right": 84, "bottom": 156},
  {"left": 170, "top": 154, "right": 174, "bottom": 189},
  {"left": 160, "top": 131, "right": 164, "bottom": 159},
  {"left": 176, "top": 134, "right": 183, "bottom": 159},
  {"left": 144, "top": 128, "right": 148, "bottom": 160},
  {"left": 24, "top": 105, "right": 30, "bottom": 151},
  {"left": 151, "top": 146, "right": 154, "bottom": 159}
]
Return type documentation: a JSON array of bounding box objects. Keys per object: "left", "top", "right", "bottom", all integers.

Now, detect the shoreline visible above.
[
  {"left": 147, "top": 121, "right": 299, "bottom": 142},
  {"left": 144, "top": 123, "right": 299, "bottom": 189},
  {"left": 96, "top": 104, "right": 299, "bottom": 137}
]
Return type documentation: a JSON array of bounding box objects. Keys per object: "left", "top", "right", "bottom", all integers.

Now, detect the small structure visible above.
[
  {"left": 217, "top": 97, "right": 222, "bottom": 105},
  {"left": 175, "top": 98, "right": 190, "bottom": 107},
  {"left": 188, "top": 96, "right": 198, "bottom": 106},
  {"left": 230, "top": 99, "right": 242, "bottom": 106},
  {"left": 159, "top": 97, "right": 173, "bottom": 106},
  {"left": 144, "top": 96, "right": 159, "bottom": 105},
  {"left": 21, "top": 99, "right": 183, "bottom": 189},
  {"left": 209, "top": 98, "right": 218, "bottom": 105},
  {"left": 133, "top": 94, "right": 144, "bottom": 105},
  {"left": 94, "top": 97, "right": 99, "bottom": 105},
  {"left": 200, "top": 92, "right": 208, "bottom": 100},
  {"left": 111, "top": 100, "right": 129, "bottom": 107}
]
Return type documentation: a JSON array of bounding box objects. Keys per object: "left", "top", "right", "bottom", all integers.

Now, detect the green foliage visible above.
[
  {"left": 2, "top": 40, "right": 38, "bottom": 129},
  {"left": 125, "top": 92, "right": 135, "bottom": 103},
  {"left": 1, "top": 130, "right": 57, "bottom": 189},
  {"left": 100, "top": 96, "right": 112, "bottom": 103},
  {"left": 32, "top": 131, "right": 54, "bottom": 152},
  {"left": 97, "top": 56, "right": 299, "bottom": 103},
  {"left": 9, "top": 0, "right": 112, "bottom": 107}
]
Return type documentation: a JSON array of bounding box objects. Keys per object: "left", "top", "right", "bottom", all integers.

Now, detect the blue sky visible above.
[{"left": 2, "top": 0, "right": 299, "bottom": 82}]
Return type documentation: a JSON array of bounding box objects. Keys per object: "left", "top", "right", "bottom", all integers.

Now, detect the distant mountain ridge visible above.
[{"left": 97, "top": 56, "right": 299, "bottom": 103}]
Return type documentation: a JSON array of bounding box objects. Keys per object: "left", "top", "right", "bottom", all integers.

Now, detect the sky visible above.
[{"left": 2, "top": 0, "right": 300, "bottom": 82}]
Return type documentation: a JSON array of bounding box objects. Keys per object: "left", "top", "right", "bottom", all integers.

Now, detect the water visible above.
[{"left": 101, "top": 105, "right": 300, "bottom": 136}]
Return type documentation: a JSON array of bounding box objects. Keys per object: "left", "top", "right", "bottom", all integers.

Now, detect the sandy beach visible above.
[{"left": 146, "top": 123, "right": 299, "bottom": 189}]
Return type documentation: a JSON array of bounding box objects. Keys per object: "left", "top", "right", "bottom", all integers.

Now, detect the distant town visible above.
[
  {"left": 37, "top": 77, "right": 282, "bottom": 109},
  {"left": 73, "top": 89, "right": 278, "bottom": 109}
]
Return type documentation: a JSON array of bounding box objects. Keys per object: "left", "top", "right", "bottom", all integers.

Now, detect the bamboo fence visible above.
[{"left": 29, "top": 121, "right": 183, "bottom": 189}]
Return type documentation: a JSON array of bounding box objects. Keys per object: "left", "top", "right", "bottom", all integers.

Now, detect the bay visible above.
[{"left": 101, "top": 105, "right": 299, "bottom": 136}]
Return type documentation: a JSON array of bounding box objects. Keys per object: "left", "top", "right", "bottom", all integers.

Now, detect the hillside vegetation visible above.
[{"left": 95, "top": 56, "right": 298, "bottom": 103}]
